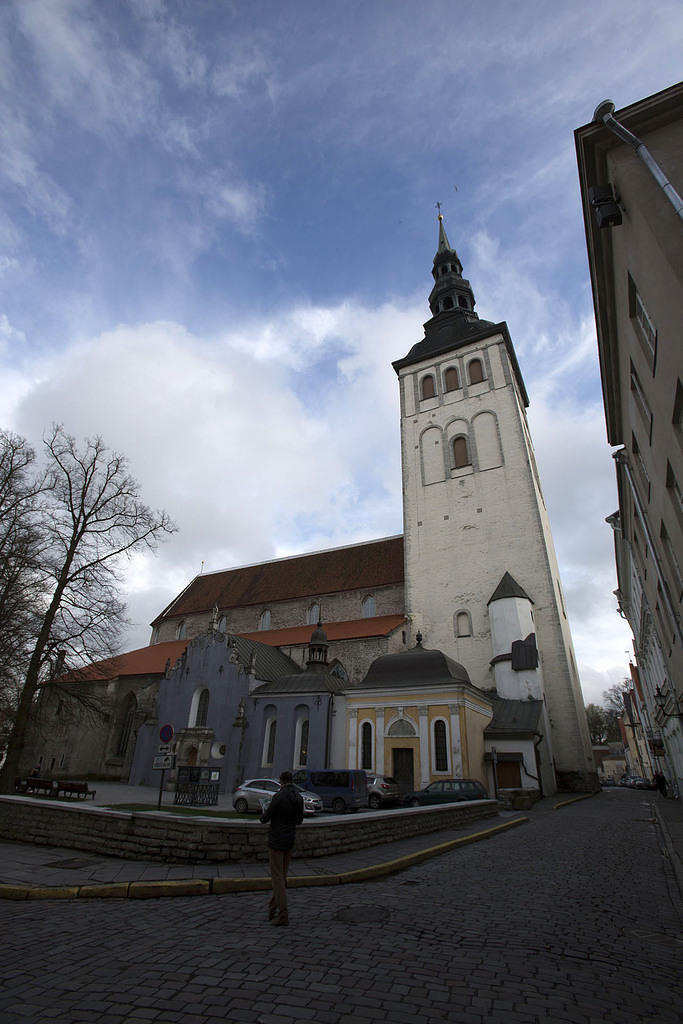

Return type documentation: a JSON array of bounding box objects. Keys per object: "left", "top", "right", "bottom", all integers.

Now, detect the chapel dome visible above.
[{"left": 356, "top": 642, "right": 471, "bottom": 690}]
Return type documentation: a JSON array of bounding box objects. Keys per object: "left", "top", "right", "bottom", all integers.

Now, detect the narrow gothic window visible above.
[
  {"left": 468, "top": 359, "right": 484, "bottom": 384},
  {"left": 196, "top": 689, "right": 210, "bottom": 728},
  {"left": 176, "top": 619, "right": 185, "bottom": 640},
  {"left": 453, "top": 436, "right": 470, "bottom": 469},
  {"left": 307, "top": 602, "right": 320, "bottom": 625},
  {"left": 259, "top": 609, "right": 271, "bottom": 630},
  {"left": 434, "top": 720, "right": 448, "bottom": 772},
  {"left": 421, "top": 375, "right": 436, "bottom": 400},
  {"left": 298, "top": 720, "right": 309, "bottom": 767},
  {"left": 361, "top": 722, "right": 373, "bottom": 770},
  {"left": 362, "top": 594, "right": 376, "bottom": 618},
  {"left": 265, "top": 719, "right": 277, "bottom": 764},
  {"left": 444, "top": 367, "right": 459, "bottom": 392},
  {"left": 456, "top": 611, "right": 471, "bottom": 637}
]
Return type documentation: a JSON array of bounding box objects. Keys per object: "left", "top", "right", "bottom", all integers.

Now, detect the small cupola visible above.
[{"left": 306, "top": 620, "right": 329, "bottom": 668}]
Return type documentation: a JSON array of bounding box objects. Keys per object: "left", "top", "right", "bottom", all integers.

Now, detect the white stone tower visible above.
[{"left": 392, "top": 215, "right": 596, "bottom": 790}]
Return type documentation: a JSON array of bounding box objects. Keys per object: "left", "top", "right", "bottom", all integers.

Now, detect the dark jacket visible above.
[{"left": 260, "top": 783, "right": 304, "bottom": 851}]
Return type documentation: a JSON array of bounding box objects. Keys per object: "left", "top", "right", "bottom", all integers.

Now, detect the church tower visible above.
[{"left": 392, "top": 215, "right": 596, "bottom": 791}]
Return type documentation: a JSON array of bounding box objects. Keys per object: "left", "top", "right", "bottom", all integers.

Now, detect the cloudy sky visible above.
[{"left": 2, "top": 0, "right": 681, "bottom": 706}]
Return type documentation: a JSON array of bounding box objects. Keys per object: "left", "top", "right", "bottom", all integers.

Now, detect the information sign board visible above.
[{"left": 153, "top": 754, "right": 176, "bottom": 770}]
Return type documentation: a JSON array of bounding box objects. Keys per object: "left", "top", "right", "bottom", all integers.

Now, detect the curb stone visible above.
[{"left": 0, "top": 816, "right": 528, "bottom": 901}]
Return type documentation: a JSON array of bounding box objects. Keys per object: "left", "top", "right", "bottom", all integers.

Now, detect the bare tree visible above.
[
  {"left": 585, "top": 703, "right": 608, "bottom": 745},
  {"left": 0, "top": 426, "right": 174, "bottom": 792}
]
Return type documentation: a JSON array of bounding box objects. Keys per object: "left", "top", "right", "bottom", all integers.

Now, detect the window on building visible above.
[
  {"left": 307, "top": 602, "right": 320, "bottom": 625},
  {"left": 660, "top": 521, "right": 683, "bottom": 601},
  {"left": 456, "top": 611, "right": 472, "bottom": 637},
  {"left": 176, "top": 619, "right": 185, "bottom": 640},
  {"left": 259, "top": 609, "right": 271, "bottom": 630},
  {"left": 421, "top": 375, "right": 436, "bottom": 400},
  {"left": 452, "top": 436, "right": 470, "bottom": 469},
  {"left": 434, "top": 720, "right": 448, "bottom": 772},
  {"left": 631, "top": 433, "right": 651, "bottom": 502},
  {"left": 468, "top": 359, "right": 484, "bottom": 385},
  {"left": 263, "top": 718, "right": 277, "bottom": 765},
  {"left": 361, "top": 722, "right": 373, "bottom": 770},
  {"left": 217, "top": 615, "right": 226, "bottom": 633},
  {"left": 666, "top": 462, "right": 683, "bottom": 527},
  {"left": 297, "top": 719, "right": 309, "bottom": 768},
  {"left": 196, "top": 689, "right": 210, "bottom": 728},
  {"left": 673, "top": 380, "right": 683, "bottom": 444},
  {"left": 444, "top": 367, "right": 460, "bottom": 392},
  {"left": 442, "top": 297, "right": 454, "bottom": 310},
  {"left": 628, "top": 274, "right": 657, "bottom": 364},
  {"left": 362, "top": 594, "right": 376, "bottom": 618},
  {"left": 630, "top": 361, "right": 652, "bottom": 436}
]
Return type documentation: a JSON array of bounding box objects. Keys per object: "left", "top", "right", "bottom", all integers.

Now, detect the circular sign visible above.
[{"left": 159, "top": 724, "right": 174, "bottom": 743}]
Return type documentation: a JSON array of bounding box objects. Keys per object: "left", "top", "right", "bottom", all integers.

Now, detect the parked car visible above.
[
  {"left": 631, "top": 776, "right": 657, "bottom": 790},
  {"left": 404, "top": 779, "right": 489, "bottom": 806},
  {"left": 366, "top": 774, "right": 401, "bottom": 809},
  {"left": 292, "top": 769, "right": 367, "bottom": 813},
  {"left": 232, "top": 778, "right": 322, "bottom": 815}
]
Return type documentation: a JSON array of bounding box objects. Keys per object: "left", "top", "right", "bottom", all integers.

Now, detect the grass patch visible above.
[{"left": 104, "top": 803, "right": 251, "bottom": 819}]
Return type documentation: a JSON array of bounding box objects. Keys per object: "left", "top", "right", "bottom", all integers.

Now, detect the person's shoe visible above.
[
  {"left": 273, "top": 914, "right": 289, "bottom": 927},
  {"left": 268, "top": 907, "right": 277, "bottom": 921}
]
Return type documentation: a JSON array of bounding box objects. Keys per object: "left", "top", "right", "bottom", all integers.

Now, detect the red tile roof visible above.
[
  {"left": 152, "top": 535, "right": 404, "bottom": 624},
  {"left": 64, "top": 640, "right": 189, "bottom": 682},
  {"left": 240, "top": 615, "right": 407, "bottom": 647}
]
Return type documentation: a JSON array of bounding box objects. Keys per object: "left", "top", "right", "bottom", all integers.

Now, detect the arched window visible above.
[
  {"left": 387, "top": 718, "right": 417, "bottom": 737},
  {"left": 468, "top": 358, "right": 484, "bottom": 385},
  {"left": 456, "top": 611, "right": 472, "bottom": 637},
  {"left": 297, "top": 720, "right": 309, "bottom": 768},
  {"left": 196, "top": 689, "right": 210, "bottom": 728},
  {"left": 452, "top": 436, "right": 470, "bottom": 469},
  {"left": 176, "top": 619, "right": 185, "bottom": 640},
  {"left": 259, "top": 609, "right": 271, "bottom": 630},
  {"left": 444, "top": 367, "right": 459, "bottom": 392},
  {"left": 362, "top": 595, "right": 376, "bottom": 618},
  {"left": 217, "top": 615, "right": 226, "bottom": 633},
  {"left": 117, "top": 694, "right": 137, "bottom": 756},
  {"left": 263, "top": 717, "right": 277, "bottom": 766},
  {"left": 307, "top": 602, "right": 320, "bottom": 625},
  {"left": 421, "top": 375, "right": 436, "bottom": 400},
  {"left": 434, "top": 720, "right": 449, "bottom": 772},
  {"left": 442, "top": 296, "right": 454, "bottom": 310},
  {"left": 361, "top": 721, "right": 373, "bottom": 770}
]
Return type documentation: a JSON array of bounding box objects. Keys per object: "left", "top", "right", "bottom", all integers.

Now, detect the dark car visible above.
[{"left": 404, "top": 778, "right": 488, "bottom": 806}]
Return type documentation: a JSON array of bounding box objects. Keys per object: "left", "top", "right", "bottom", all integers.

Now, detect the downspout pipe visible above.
[{"left": 593, "top": 100, "right": 683, "bottom": 222}]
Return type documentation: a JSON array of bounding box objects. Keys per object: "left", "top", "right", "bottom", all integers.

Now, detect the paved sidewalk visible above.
[{"left": 1, "top": 787, "right": 681, "bottom": 900}]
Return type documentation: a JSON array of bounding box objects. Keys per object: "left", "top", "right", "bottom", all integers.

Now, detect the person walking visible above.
[
  {"left": 260, "top": 770, "right": 304, "bottom": 926},
  {"left": 654, "top": 771, "right": 668, "bottom": 797}
]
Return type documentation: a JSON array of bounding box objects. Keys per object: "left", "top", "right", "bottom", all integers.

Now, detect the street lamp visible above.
[{"left": 654, "top": 685, "right": 683, "bottom": 720}]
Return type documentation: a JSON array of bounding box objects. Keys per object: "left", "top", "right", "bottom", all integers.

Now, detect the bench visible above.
[
  {"left": 22, "top": 777, "right": 59, "bottom": 796},
  {"left": 57, "top": 780, "right": 97, "bottom": 800}
]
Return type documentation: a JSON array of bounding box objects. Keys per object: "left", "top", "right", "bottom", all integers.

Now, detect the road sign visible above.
[
  {"left": 159, "top": 724, "right": 174, "bottom": 743},
  {"left": 158, "top": 744, "right": 171, "bottom": 754},
  {"left": 153, "top": 754, "right": 176, "bottom": 770}
]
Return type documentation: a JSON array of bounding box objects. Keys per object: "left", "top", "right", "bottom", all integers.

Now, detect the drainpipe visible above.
[{"left": 593, "top": 100, "right": 683, "bottom": 222}]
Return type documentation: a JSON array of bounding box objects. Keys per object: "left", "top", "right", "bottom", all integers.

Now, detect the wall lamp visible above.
[{"left": 654, "top": 685, "right": 683, "bottom": 720}]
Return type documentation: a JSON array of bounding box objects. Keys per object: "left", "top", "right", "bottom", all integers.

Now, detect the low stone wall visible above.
[{"left": 0, "top": 796, "right": 499, "bottom": 864}]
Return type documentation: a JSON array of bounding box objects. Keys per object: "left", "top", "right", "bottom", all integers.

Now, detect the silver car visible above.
[
  {"left": 366, "top": 774, "right": 401, "bottom": 809},
  {"left": 232, "top": 778, "right": 322, "bottom": 815}
]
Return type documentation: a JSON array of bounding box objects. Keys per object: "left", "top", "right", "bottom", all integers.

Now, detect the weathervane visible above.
[{"left": 435, "top": 200, "right": 442, "bottom": 218}]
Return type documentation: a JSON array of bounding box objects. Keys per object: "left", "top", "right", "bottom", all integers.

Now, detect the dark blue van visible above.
[{"left": 292, "top": 769, "right": 367, "bottom": 813}]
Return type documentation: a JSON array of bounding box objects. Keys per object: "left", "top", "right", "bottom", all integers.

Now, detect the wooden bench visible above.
[
  {"left": 57, "top": 780, "right": 97, "bottom": 800},
  {"left": 22, "top": 777, "right": 59, "bottom": 797}
]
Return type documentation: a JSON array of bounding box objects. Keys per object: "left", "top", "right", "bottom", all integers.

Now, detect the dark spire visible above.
[{"left": 428, "top": 212, "right": 477, "bottom": 320}]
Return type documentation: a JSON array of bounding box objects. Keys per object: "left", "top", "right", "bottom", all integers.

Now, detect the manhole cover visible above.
[{"left": 336, "top": 906, "right": 385, "bottom": 923}]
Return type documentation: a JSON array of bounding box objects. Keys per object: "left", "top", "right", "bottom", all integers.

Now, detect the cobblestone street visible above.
[{"left": 2, "top": 790, "right": 682, "bottom": 1024}]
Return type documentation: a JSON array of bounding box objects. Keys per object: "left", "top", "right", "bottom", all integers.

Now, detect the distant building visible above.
[{"left": 575, "top": 82, "right": 683, "bottom": 795}]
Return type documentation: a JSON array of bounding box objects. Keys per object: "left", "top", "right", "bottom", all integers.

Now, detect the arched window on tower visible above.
[
  {"left": 452, "top": 436, "right": 471, "bottom": 469},
  {"left": 259, "top": 609, "right": 271, "bottom": 630},
  {"left": 456, "top": 611, "right": 472, "bottom": 637},
  {"left": 421, "top": 375, "right": 436, "bottom": 400},
  {"left": 362, "top": 594, "right": 376, "bottom": 618},
  {"left": 307, "top": 602, "right": 320, "bottom": 625},
  {"left": 444, "top": 367, "right": 459, "bottom": 392},
  {"left": 442, "top": 297, "right": 454, "bottom": 310},
  {"left": 468, "top": 358, "right": 484, "bottom": 385}
]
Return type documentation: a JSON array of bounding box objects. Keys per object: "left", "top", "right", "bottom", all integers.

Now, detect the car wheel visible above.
[
  {"left": 410, "top": 798, "right": 420, "bottom": 807},
  {"left": 234, "top": 798, "right": 248, "bottom": 813},
  {"left": 332, "top": 798, "right": 346, "bottom": 813},
  {"left": 368, "top": 794, "right": 381, "bottom": 810}
]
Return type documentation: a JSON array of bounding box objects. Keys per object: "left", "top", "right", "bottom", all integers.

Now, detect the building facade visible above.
[{"left": 575, "top": 82, "right": 683, "bottom": 795}]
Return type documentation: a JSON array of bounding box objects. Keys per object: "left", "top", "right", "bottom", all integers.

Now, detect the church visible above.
[{"left": 24, "top": 217, "right": 597, "bottom": 800}]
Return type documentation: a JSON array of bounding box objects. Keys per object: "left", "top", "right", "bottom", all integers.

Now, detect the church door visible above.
[
  {"left": 497, "top": 760, "right": 521, "bottom": 788},
  {"left": 392, "top": 748, "right": 414, "bottom": 794}
]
